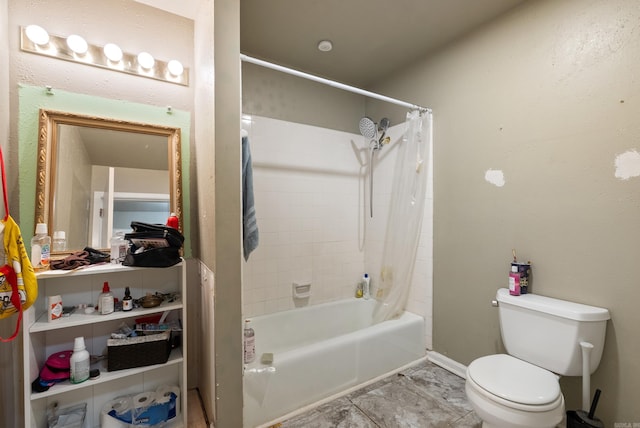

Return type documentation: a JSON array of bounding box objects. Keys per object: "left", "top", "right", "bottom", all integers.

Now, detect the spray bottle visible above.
[
  {"left": 244, "top": 319, "right": 256, "bottom": 364},
  {"left": 70, "top": 336, "right": 90, "bottom": 384}
]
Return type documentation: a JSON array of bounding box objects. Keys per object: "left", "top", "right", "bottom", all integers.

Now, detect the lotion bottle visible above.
[
  {"left": 99, "top": 282, "right": 114, "bottom": 315},
  {"left": 244, "top": 319, "right": 256, "bottom": 363},
  {"left": 30, "top": 223, "right": 51, "bottom": 271},
  {"left": 70, "top": 336, "right": 90, "bottom": 384}
]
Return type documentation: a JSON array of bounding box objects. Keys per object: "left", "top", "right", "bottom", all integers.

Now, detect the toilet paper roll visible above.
[
  {"left": 156, "top": 385, "right": 181, "bottom": 418},
  {"left": 133, "top": 392, "right": 155, "bottom": 408},
  {"left": 100, "top": 397, "right": 132, "bottom": 428}
]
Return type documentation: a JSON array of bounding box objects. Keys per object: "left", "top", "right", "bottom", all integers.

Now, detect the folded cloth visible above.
[
  {"left": 49, "top": 247, "right": 109, "bottom": 270},
  {"left": 50, "top": 251, "right": 91, "bottom": 270},
  {"left": 83, "top": 247, "right": 110, "bottom": 264},
  {"left": 242, "top": 136, "right": 259, "bottom": 260}
]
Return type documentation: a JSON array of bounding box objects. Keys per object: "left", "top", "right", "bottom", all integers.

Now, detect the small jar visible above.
[
  {"left": 52, "top": 231, "right": 67, "bottom": 252},
  {"left": 110, "top": 233, "right": 127, "bottom": 264}
]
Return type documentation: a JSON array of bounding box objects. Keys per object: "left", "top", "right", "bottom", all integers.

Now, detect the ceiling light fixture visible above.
[
  {"left": 66, "top": 34, "right": 88, "bottom": 55},
  {"left": 19, "top": 25, "right": 189, "bottom": 86},
  {"left": 317, "top": 40, "right": 333, "bottom": 52},
  {"left": 103, "top": 43, "right": 123, "bottom": 62},
  {"left": 25, "top": 25, "right": 50, "bottom": 46}
]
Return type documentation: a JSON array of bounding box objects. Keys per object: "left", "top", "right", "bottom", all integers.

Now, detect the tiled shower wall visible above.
[{"left": 242, "top": 115, "right": 433, "bottom": 349}]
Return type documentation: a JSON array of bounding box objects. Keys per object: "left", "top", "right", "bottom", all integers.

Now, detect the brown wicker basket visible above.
[{"left": 107, "top": 330, "right": 172, "bottom": 371}]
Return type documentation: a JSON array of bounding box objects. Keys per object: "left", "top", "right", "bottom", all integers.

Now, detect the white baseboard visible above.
[{"left": 427, "top": 351, "right": 468, "bottom": 379}]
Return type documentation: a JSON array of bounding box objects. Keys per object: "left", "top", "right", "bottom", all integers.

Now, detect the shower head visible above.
[
  {"left": 359, "top": 117, "right": 377, "bottom": 140},
  {"left": 378, "top": 118, "right": 390, "bottom": 134}
]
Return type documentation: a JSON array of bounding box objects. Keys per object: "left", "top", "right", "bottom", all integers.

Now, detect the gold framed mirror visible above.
[{"left": 35, "top": 109, "right": 183, "bottom": 253}]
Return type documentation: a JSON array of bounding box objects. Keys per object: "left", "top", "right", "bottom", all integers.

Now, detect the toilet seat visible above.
[{"left": 467, "top": 354, "right": 561, "bottom": 409}]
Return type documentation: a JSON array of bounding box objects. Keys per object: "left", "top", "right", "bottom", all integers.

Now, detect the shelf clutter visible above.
[{"left": 24, "top": 261, "right": 187, "bottom": 427}]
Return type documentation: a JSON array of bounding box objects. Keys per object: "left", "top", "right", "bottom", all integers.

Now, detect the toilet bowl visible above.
[
  {"left": 464, "top": 289, "right": 610, "bottom": 428},
  {"left": 465, "top": 354, "right": 564, "bottom": 428}
]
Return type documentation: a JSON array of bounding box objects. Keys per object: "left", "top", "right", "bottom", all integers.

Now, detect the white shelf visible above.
[
  {"left": 30, "top": 300, "right": 183, "bottom": 332},
  {"left": 35, "top": 261, "right": 183, "bottom": 278},
  {"left": 30, "top": 348, "right": 183, "bottom": 400},
  {"left": 24, "top": 262, "right": 187, "bottom": 428}
]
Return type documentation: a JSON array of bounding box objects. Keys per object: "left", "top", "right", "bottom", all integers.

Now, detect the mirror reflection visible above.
[{"left": 35, "top": 109, "right": 183, "bottom": 253}]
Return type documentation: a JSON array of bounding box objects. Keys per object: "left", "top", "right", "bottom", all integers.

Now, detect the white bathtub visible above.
[{"left": 243, "top": 298, "right": 426, "bottom": 428}]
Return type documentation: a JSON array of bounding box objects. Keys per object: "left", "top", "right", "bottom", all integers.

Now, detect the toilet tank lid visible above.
[{"left": 496, "top": 288, "right": 610, "bottom": 321}]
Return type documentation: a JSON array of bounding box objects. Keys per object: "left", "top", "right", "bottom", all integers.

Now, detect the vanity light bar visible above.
[{"left": 19, "top": 25, "right": 189, "bottom": 87}]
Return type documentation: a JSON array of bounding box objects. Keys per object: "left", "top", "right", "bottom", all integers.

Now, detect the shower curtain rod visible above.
[{"left": 240, "top": 54, "right": 431, "bottom": 113}]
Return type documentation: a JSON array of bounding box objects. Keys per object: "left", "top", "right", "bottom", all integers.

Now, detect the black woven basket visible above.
[{"left": 107, "top": 330, "right": 172, "bottom": 371}]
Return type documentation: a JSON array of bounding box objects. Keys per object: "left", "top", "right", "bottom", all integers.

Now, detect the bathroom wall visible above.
[
  {"left": 242, "top": 63, "right": 365, "bottom": 133},
  {"left": 9, "top": 0, "right": 195, "bottom": 254},
  {"left": 210, "top": 0, "right": 244, "bottom": 426},
  {"left": 241, "top": 115, "right": 366, "bottom": 315},
  {"left": 191, "top": 0, "right": 217, "bottom": 422},
  {"left": 0, "top": 2, "right": 17, "bottom": 428},
  {"left": 241, "top": 113, "right": 434, "bottom": 348},
  {"left": 373, "top": 0, "right": 640, "bottom": 423},
  {"left": 5, "top": 1, "right": 204, "bottom": 426},
  {"left": 17, "top": 85, "right": 192, "bottom": 256}
]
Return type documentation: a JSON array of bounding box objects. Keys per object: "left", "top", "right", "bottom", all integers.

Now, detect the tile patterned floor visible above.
[{"left": 277, "top": 360, "right": 482, "bottom": 428}]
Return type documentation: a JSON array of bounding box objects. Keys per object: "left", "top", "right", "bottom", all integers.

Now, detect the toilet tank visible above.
[{"left": 496, "top": 288, "right": 610, "bottom": 376}]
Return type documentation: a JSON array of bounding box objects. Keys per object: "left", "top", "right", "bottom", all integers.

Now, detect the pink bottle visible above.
[{"left": 509, "top": 265, "right": 521, "bottom": 296}]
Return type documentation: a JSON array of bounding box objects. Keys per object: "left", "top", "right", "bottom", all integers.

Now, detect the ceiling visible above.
[
  {"left": 240, "top": 0, "right": 526, "bottom": 88},
  {"left": 75, "top": 126, "right": 168, "bottom": 170},
  {"left": 136, "top": 0, "right": 525, "bottom": 87}
]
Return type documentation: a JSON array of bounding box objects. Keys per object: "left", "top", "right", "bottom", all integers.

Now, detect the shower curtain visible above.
[{"left": 373, "top": 109, "right": 432, "bottom": 322}]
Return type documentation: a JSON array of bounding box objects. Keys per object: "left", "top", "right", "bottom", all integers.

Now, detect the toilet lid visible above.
[{"left": 468, "top": 354, "right": 560, "bottom": 406}]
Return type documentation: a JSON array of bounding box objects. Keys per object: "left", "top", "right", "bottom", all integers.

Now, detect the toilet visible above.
[{"left": 465, "top": 288, "right": 610, "bottom": 428}]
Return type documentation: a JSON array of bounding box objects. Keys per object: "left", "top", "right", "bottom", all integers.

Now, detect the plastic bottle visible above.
[
  {"left": 99, "top": 282, "right": 115, "bottom": 315},
  {"left": 244, "top": 319, "right": 256, "bottom": 364},
  {"left": 52, "top": 231, "right": 67, "bottom": 252},
  {"left": 362, "top": 273, "right": 371, "bottom": 300},
  {"left": 30, "top": 223, "right": 51, "bottom": 271},
  {"left": 47, "top": 295, "right": 63, "bottom": 322},
  {"left": 122, "top": 286, "right": 133, "bottom": 311},
  {"left": 166, "top": 212, "right": 179, "bottom": 229},
  {"left": 110, "top": 232, "right": 127, "bottom": 264},
  {"left": 70, "top": 336, "right": 90, "bottom": 384},
  {"left": 355, "top": 281, "right": 363, "bottom": 298}
]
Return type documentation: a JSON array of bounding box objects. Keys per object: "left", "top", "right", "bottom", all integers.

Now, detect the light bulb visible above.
[
  {"left": 167, "top": 59, "right": 184, "bottom": 76},
  {"left": 104, "top": 43, "right": 123, "bottom": 62},
  {"left": 66, "top": 34, "right": 88, "bottom": 55},
  {"left": 137, "top": 52, "right": 155, "bottom": 70},
  {"left": 25, "top": 25, "right": 50, "bottom": 46}
]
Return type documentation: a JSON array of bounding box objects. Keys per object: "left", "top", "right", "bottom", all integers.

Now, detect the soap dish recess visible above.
[{"left": 292, "top": 281, "right": 311, "bottom": 299}]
